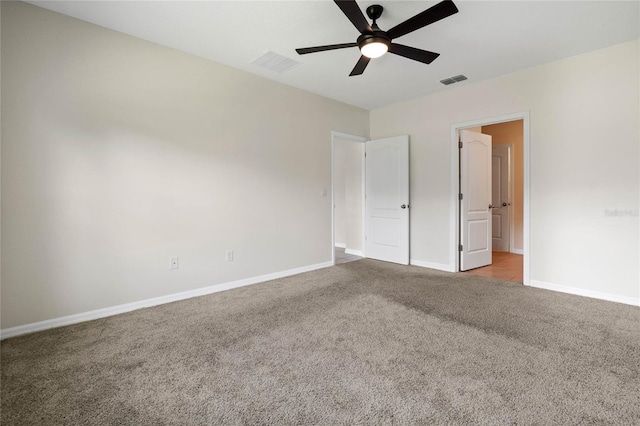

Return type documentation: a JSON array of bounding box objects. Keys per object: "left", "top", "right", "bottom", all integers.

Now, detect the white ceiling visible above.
[{"left": 29, "top": 1, "right": 639, "bottom": 110}]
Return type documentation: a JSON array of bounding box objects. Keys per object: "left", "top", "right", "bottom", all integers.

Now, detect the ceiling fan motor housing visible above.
[
  {"left": 357, "top": 31, "right": 391, "bottom": 51},
  {"left": 360, "top": 4, "right": 390, "bottom": 51}
]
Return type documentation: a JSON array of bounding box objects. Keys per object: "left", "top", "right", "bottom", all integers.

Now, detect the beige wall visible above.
[
  {"left": 1, "top": 2, "right": 369, "bottom": 328},
  {"left": 371, "top": 40, "right": 639, "bottom": 302},
  {"left": 482, "top": 120, "right": 524, "bottom": 252},
  {"left": 333, "top": 138, "right": 364, "bottom": 252}
]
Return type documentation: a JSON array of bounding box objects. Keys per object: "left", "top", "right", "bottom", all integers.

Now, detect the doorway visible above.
[
  {"left": 331, "top": 132, "right": 366, "bottom": 265},
  {"left": 450, "top": 113, "right": 530, "bottom": 284},
  {"left": 331, "top": 132, "right": 411, "bottom": 266}
]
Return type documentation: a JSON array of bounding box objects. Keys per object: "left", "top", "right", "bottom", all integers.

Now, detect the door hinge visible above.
[
  {"left": 459, "top": 141, "right": 463, "bottom": 149},
  {"left": 459, "top": 244, "right": 463, "bottom": 252},
  {"left": 459, "top": 193, "right": 463, "bottom": 200}
]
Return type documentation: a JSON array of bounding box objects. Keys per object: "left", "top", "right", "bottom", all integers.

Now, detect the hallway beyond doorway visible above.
[
  {"left": 462, "top": 252, "right": 523, "bottom": 283},
  {"left": 334, "top": 247, "right": 362, "bottom": 265}
]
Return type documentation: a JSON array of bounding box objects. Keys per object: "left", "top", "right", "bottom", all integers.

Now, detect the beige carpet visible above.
[{"left": 2, "top": 259, "right": 639, "bottom": 424}]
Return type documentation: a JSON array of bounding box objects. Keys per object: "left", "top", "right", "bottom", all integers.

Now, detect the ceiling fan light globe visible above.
[{"left": 361, "top": 42, "right": 388, "bottom": 59}]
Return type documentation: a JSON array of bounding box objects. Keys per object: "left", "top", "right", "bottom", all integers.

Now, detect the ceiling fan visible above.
[{"left": 296, "top": 0, "right": 458, "bottom": 76}]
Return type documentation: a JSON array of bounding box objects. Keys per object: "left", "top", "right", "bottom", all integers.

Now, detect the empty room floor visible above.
[
  {"left": 2, "top": 259, "right": 639, "bottom": 424},
  {"left": 462, "top": 251, "right": 523, "bottom": 282}
]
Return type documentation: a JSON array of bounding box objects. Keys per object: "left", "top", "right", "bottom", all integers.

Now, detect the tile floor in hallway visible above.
[
  {"left": 334, "top": 247, "right": 362, "bottom": 265},
  {"left": 462, "top": 251, "right": 523, "bottom": 282}
]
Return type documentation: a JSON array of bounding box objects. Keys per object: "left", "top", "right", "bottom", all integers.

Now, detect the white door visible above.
[
  {"left": 460, "top": 130, "right": 492, "bottom": 271},
  {"left": 492, "top": 145, "right": 511, "bottom": 252},
  {"left": 365, "top": 135, "right": 409, "bottom": 265}
]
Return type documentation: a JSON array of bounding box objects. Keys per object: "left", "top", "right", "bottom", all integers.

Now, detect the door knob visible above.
[
  {"left": 489, "top": 204, "right": 494, "bottom": 209},
  {"left": 502, "top": 202, "right": 507, "bottom": 207},
  {"left": 401, "top": 204, "right": 407, "bottom": 209}
]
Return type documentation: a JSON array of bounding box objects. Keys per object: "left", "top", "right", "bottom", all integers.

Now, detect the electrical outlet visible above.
[
  {"left": 226, "top": 250, "right": 234, "bottom": 262},
  {"left": 170, "top": 257, "right": 179, "bottom": 270}
]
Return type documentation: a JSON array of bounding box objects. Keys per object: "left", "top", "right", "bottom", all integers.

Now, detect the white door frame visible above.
[
  {"left": 449, "top": 112, "right": 530, "bottom": 285},
  {"left": 331, "top": 131, "right": 367, "bottom": 265}
]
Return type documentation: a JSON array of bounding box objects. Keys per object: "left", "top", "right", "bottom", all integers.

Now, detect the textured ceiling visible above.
[{"left": 29, "top": 1, "right": 640, "bottom": 110}]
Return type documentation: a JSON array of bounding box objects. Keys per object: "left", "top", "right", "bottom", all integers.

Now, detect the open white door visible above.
[
  {"left": 491, "top": 144, "right": 511, "bottom": 252},
  {"left": 365, "top": 135, "right": 409, "bottom": 265},
  {"left": 460, "top": 130, "right": 492, "bottom": 271}
]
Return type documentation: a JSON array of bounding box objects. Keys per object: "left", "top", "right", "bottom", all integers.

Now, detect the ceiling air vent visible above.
[
  {"left": 440, "top": 74, "right": 468, "bottom": 86},
  {"left": 251, "top": 51, "right": 301, "bottom": 74}
]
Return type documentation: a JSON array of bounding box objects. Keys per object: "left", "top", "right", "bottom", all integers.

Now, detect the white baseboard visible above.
[
  {"left": 410, "top": 259, "right": 456, "bottom": 273},
  {"left": 510, "top": 248, "right": 524, "bottom": 255},
  {"left": 345, "top": 248, "right": 363, "bottom": 257},
  {"left": 528, "top": 280, "right": 640, "bottom": 307},
  {"left": 334, "top": 242, "right": 346, "bottom": 249},
  {"left": 0, "top": 261, "right": 333, "bottom": 340}
]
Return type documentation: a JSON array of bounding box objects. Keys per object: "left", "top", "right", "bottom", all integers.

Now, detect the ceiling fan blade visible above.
[
  {"left": 349, "top": 55, "right": 370, "bottom": 76},
  {"left": 387, "top": 0, "right": 458, "bottom": 40},
  {"left": 334, "top": 0, "right": 372, "bottom": 34},
  {"left": 389, "top": 43, "right": 440, "bottom": 64},
  {"left": 296, "top": 42, "right": 358, "bottom": 55}
]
